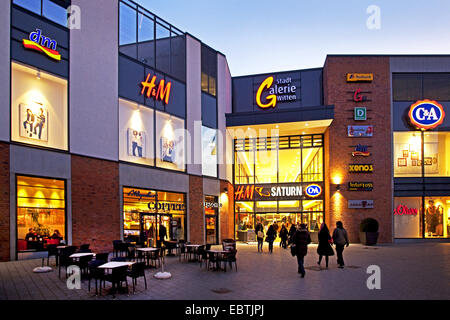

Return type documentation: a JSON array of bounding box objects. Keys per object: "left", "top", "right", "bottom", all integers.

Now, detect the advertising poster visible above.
[
  {"left": 127, "top": 128, "right": 146, "bottom": 158},
  {"left": 19, "top": 103, "right": 48, "bottom": 142},
  {"left": 161, "top": 136, "right": 175, "bottom": 163}
]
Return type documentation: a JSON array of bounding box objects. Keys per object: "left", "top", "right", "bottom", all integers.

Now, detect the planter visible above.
[{"left": 360, "top": 231, "right": 379, "bottom": 246}]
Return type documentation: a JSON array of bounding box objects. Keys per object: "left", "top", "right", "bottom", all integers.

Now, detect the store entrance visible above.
[
  {"left": 255, "top": 213, "right": 301, "bottom": 242},
  {"left": 140, "top": 213, "right": 172, "bottom": 247}
]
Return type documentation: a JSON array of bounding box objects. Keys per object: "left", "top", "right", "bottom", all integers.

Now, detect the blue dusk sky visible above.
[{"left": 138, "top": 0, "right": 450, "bottom": 76}]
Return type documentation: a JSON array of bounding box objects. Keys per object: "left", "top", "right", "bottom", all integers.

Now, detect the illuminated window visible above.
[
  {"left": 424, "top": 132, "right": 450, "bottom": 177},
  {"left": 17, "top": 176, "right": 66, "bottom": 253},
  {"left": 425, "top": 197, "right": 450, "bottom": 239},
  {"left": 202, "top": 126, "right": 218, "bottom": 177},
  {"left": 205, "top": 196, "right": 219, "bottom": 245},
  {"left": 155, "top": 111, "right": 185, "bottom": 171},
  {"left": 11, "top": 62, "right": 68, "bottom": 151},
  {"left": 123, "top": 187, "right": 186, "bottom": 243},
  {"left": 394, "top": 197, "right": 421, "bottom": 238},
  {"left": 393, "top": 132, "right": 422, "bottom": 177}
]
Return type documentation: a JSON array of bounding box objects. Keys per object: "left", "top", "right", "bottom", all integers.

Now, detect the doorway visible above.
[{"left": 140, "top": 213, "right": 172, "bottom": 247}]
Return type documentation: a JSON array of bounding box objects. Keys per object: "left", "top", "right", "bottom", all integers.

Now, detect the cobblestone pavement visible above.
[{"left": 0, "top": 242, "right": 449, "bottom": 300}]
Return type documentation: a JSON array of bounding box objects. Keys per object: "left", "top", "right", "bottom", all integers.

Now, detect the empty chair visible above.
[
  {"left": 88, "top": 260, "right": 105, "bottom": 295},
  {"left": 78, "top": 244, "right": 91, "bottom": 253},
  {"left": 73, "top": 254, "right": 93, "bottom": 277},
  {"left": 222, "top": 239, "right": 236, "bottom": 251},
  {"left": 149, "top": 250, "right": 162, "bottom": 268},
  {"left": 223, "top": 249, "right": 238, "bottom": 272},
  {"left": 197, "top": 246, "right": 208, "bottom": 269},
  {"left": 46, "top": 244, "right": 58, "bottom": 266},
  {"left": 102, "top": 266, "right": 129, "bottom": 298},
  {"left": 127, "top": 246, "right": 136, "bottom": 261},
  {"left": 58, "top": 246, "right": 77, "bottom": 278},
  {"left": 127, "top": 262, "right": 147, "bottom": 293},
  {"left": 112, "top": 240, "right": 122, "bottom": 257},
  {"left": 118, "top": 242, "right": 130, "bottom": 257},
  {"left": 178, "top": 242, "right": 187, "bottom": 262},
  {"left": 95, "top": 252, "right": 109, "bottom": 263}
]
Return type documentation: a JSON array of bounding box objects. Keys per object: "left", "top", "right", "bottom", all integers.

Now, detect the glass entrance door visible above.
[{"left": 140, "top": 213, "right": 172, "bottom": 247}]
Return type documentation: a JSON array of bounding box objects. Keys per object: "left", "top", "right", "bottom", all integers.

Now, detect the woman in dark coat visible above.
[
  {"left": 279, "top": 224, "right": 288, "bottom": 249},
  {"left": 292, "top": 223, "right": 311, "bottom": 278},
  {"left": 265, "top": 224, "right": 277, "bottom": 254},
  {"left": 288, "top": 224, "right": 296, "bottom": 244},
  {"left": 317, "top": 223, "right": 334, "bottom": 268}
]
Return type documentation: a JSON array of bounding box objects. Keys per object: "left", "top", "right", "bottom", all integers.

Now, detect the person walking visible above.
[
  {"left": 288, "top": 223, "right": 296, "bottom": 244},
  {"left": 317, "top": 223, "right": 334, "bottom": 268},
  {"left": 279, "top": 224, "right": 288, "bottom": 249},
  {"left": 265, "top": 224, "right": 277, "bottom": 254},
  {"left": 332, "top": 221, "right": 349, "bottom": 268},
  {"left": 255, "top": 221, "right": 264, "bottom": 253},
  {"left": 292, "top": 223, "right": 311, "bottom": 278}
]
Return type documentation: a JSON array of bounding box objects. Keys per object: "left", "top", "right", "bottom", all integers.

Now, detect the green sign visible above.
[{"left": 354, "top": 107, "right": 367, "bottom": 121}]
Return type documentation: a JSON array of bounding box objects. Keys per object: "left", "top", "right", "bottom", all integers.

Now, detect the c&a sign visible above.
[
  {"left": 408, "top": 100, "right": 445, "bottom": 130},
  {"left": 255, "top": 76, "right": 297, "bottom": 109}
]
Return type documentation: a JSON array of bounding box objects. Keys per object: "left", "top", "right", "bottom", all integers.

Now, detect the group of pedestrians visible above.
[{"left": 256, "top": 220, "right": 349, "bottom": 278}]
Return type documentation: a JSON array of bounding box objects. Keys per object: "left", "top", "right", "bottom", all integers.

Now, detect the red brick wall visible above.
[
  {"left": 188, "top": 175, "right": 204, "bottom": 243},
  {"left": 71, "top": 155, "right": 120, "bottom": 253},
  {"left": 219, "top": 180, "right": 234, "bottom": 240},
  {"left": 0, "top": 143, "right": 9, "bottom": 261},
  {"left": 323, "top": 56, "right": 393, "bottom": 243}
]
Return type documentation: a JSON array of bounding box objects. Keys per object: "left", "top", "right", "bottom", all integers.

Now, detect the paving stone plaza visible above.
[{"left": 0, "top": 242, "right": 448, "bottom": 300}]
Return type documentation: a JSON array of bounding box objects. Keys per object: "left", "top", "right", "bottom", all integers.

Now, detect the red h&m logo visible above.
[{"left": 141, "top": 74, "right": 172, "bottom": 105}]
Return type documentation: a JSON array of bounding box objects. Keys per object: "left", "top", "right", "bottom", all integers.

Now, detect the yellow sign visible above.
[
  {"left": 347, "top": 73, "right": 373, "bottom": 82},
  {"left": 256, "top": 77, "right": 277, "bottom": 109}
]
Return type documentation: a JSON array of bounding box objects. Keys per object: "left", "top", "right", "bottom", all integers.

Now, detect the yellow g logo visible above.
[{"left": 256, "top": 77, "right": 277, "bottom": 109}]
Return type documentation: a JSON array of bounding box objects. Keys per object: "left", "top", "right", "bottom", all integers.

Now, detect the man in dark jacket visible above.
[
  {"left": 292, "top": 223, "right": 311, "bottom": 278},
  {"left": 332, "top": 221, "right": 349, "bottom": 268}
]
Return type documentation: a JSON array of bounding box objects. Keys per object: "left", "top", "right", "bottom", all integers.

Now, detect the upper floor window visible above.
[
  {"left": 201, "top": 45, "right": 217, "bottom": 96},
  {"left": 13, "top": 0, "right": 70, "bottom": 27},
  {"left": 119, "top": 0, "right": 186, "bottom": 82},
  {"left": 393, "top": 73, "right": 450, "bottom": 101}
]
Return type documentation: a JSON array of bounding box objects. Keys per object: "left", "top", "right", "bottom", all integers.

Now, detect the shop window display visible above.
[
  {"left": 17, "top": 176, "right": 66, "bottom": 252},
  {"left": 425, "top": 197, "right": 449, "bottom": 238},
  {"left": 202, "top": 126, "right": 218, "bottom": 177},
  {"left": 156, "top": 111, "right": 185, "bottom": 171},
  {"left": 11, "top": 62, "right": 68, "bottom": 151}
]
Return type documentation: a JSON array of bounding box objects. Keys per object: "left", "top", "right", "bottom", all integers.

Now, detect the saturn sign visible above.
[
  {"left": 305, "top": 184, "right": 322, "bottom": 198},
  {"left": 408, "top": 100, "right": 445, "bottom": 130}
]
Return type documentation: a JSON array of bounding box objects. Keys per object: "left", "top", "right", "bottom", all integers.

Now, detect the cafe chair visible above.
[
  {"left": 58, "top": 246, "right": 77, "bottom": 278},
  {"left": 222, "top": 239, "right": 236, "bottom": 251},
  {"left": 149, "top": 250, "right": 162, "bottom": 268},
  {"left": 88, "top": 260, "right": 106, "bottom": 295},
  {"left": 207, "top": 251, "right": 221, "bottom": 271},
  {"left": 177, "top": 241, "right": 187, "bottom": 262},
  {"left": 73, "top": 254, "right": 94, "bottom": 277},
  {"left": 112, "top": 240, "right": 122, "bottom": 257},
  {"left": 223, "top": 249, "right": 238, "bottom": 272},
  {"left": 197, "top": 246, "right": 208, "bottom": 269},
  {"left": 102, "top": 265, "right": 129, "bottom": 298},
  {"left": 46, "top": 244, "right": 59, "bottom": 266},
  {"left": 78, "top": 244, "right": 91, "bottom": 253},
  {"left": 111, "top": 257, "right": 126, "bottom": 262},
  {"left": 127, "top": 262, "right": 147, "bottom": 293},
  {"left": 95, "top": 252, "right": 109, "bottom": 263}
]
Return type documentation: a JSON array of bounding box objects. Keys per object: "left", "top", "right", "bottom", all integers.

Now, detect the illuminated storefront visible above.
[
  {"left": 123, "top": 187, "right": 186, "bottom": 246},
  {"left": 16, "top": 176, "right": 66, "bottom": 253},
  {"left": 233, "top": 134, "right": 325, "bottom": 240}
]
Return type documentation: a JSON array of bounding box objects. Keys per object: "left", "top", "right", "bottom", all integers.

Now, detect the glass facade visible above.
[
  {"left": 11, "top": 62, "right": 68, "bottom": 151},
  {"left": 234, "top": 134, "right": 324, "bottom": 239},
  {"left": 17, "top": 176, "right": 66, "bottom": 253},
  {"left": 13, "top": 0, "right": 69, "bottom": 27},
  {"left": 394, "top": 197, "right": 450, "bottom": 238},
  {"left": 123, "top": 187, "right": 186, "bottom": 245}
]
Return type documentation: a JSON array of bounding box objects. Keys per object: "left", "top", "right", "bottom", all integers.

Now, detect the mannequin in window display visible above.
[
  {"left": 426, "top": 200, "right": 439, "bottom": 236},
  {"left": 435, "top": 205, "right": 444, "bottom": 237}
]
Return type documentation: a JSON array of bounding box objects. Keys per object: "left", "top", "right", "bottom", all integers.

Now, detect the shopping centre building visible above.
[{"left": 0, "top": 0, "right": 449, "bottom": 261}]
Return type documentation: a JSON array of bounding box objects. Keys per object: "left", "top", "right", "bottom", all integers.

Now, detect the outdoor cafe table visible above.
[
  {"left": 136, "top": 247, "right": 159, "bottom": 268},
  {"left": 69, "top": 252, "right": 95, "bottom": 261},
  {"left": 206, "top": 250, "right": 227, "bottom": 271},
  {"left": 97, "top": 261, "right": 135, "bottom": 296},
  {"left": 185, "top": 244, "right": 201, "bottom": 262}
]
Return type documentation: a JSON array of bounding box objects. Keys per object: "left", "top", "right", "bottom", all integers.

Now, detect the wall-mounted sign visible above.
[
  {"left": 348, "top": 125, "right": 373, "bottom": 137},
  {"left": 352, "top": 144, "right": 370, "bottom": 157},
  {"left": 349, "top": 164, "right": 373, "bottom": 173},
  {"left": 347, "top": 73, "right": 373, "bottom": 82},
  {"left": 23, "top": 29, "right": 61, "bottom": 61},
  {"left": 393, "top": 204, "right": 418, "bottom": 216},
  {"left": 305, "top": 184, "right": 323, "bottom": 198},
  {"left": 204, "top": 201, "right": 223, "bottom": 209},
  {"left": 234, "top": 184, "right": 303, "bottom": 201},
  {"left": 141, "top": 73, "right": 172, "bottom": 104},
  {"left": 408, "top": 100, "right": 445, "bottom": 130},
  {"left": 256, "top": 76, "right": 297, "bottom": 109},
  {"left": 350, "top": 89, "right": 371, "bottom": 102},
  {"left": 348, "top": 200, "right": 374, "bottom": 209},
  {"left": 127, "top": 189, "right": 155, "bottom": 200},
  {"left": 148, "top": 201, "right": 185, "bottom": 212},
  {"left": 348, "top": 182, "right": 373, "bottom": 191},
  {"left": 354, "top": 107, "right": 367, "bottom": 121}
]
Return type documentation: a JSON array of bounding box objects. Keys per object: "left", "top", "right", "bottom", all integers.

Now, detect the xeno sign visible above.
[
  {"left": 305, "top": 184, "right": 322, "bottom": 198},
  {"left": 408, "top": 100, "right": 445, "bottom": 130},
  {"left": 22, "top": 29, "right": 61, "bottom": 61},
  {"left": 256, "top": 76, "right": 297, "bottom": 109}
]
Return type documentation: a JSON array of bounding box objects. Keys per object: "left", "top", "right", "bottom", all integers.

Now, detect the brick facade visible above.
[
  {"left": 71, "top": 155, "right": 120, "bottom": 253},
  {"left": 219, "top": 180, "right": 234, "bottom": 240},
  {"left": 323, "top": 56, "right": 393, "bottom": 243},
  {"left": 188, "top": 175, "right": 204, "bottom": 243},
  {"left": 0, "top": 143, "right": 9, "bottom": 261}
]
